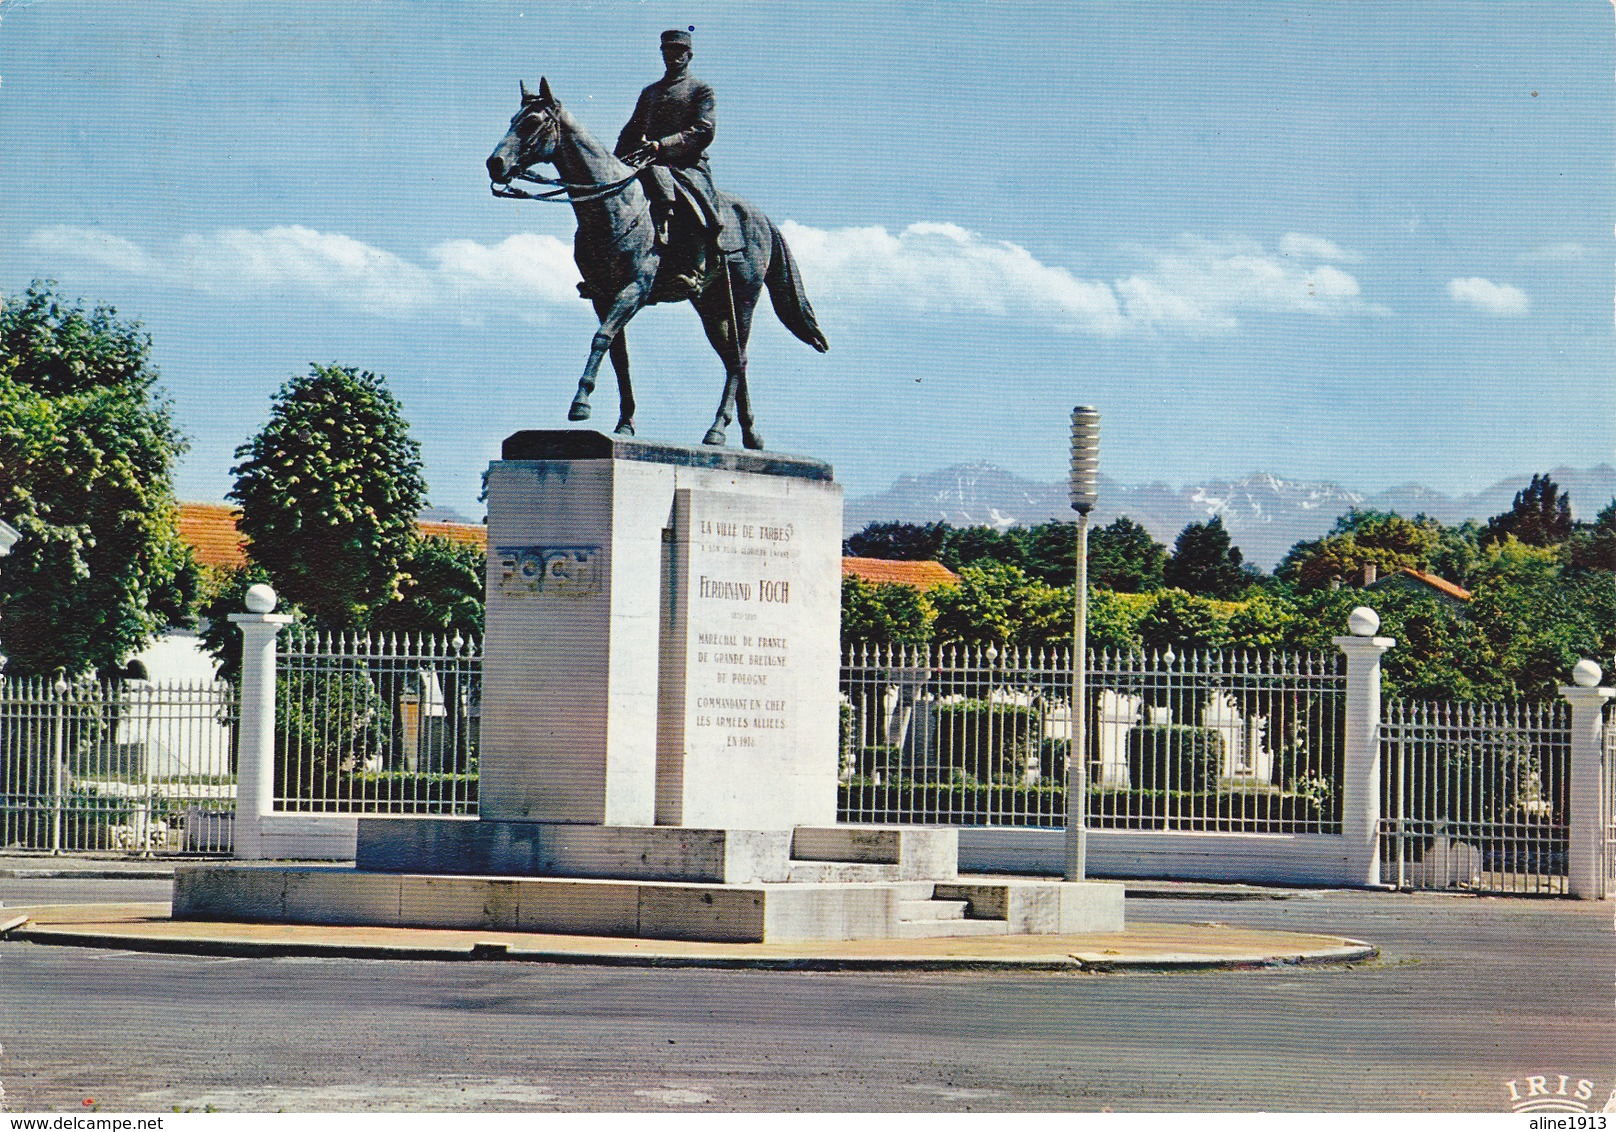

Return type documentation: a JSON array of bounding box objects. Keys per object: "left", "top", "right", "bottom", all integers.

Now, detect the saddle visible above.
[{"left": 576, "top": 184, "right": 740, "bottom": 305}]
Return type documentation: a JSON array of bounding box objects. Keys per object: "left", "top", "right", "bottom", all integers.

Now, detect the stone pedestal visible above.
[
  {"left": 175, "top": 431, "right": 1126, "bottom": 943},
  {"left": 480, "top": 431, "right": 842, "bottom": 830}
]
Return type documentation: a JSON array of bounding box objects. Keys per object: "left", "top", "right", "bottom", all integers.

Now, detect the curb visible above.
[
  {"left": 1, "top": 867, "right": 177, "bottom": 880},
  {"left": 1122, "top": 885, "right": 1328, "bottom": 902},
  {"left": 4, "top": 921, "right": 1379, "bottom": 974}
]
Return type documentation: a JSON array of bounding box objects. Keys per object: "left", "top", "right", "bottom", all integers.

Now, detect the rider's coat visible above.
[{"left": 614, "top": 71, "right": 722, "bottom": 239}]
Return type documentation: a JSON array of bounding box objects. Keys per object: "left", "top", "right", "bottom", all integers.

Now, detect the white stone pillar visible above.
[
  {"left": 1335, "top": 607, "right": 1395, "bottom": 888},
  {"left": 1559, "top": 660, "right": 1613, "bottom": 900},
  {"left": 230, "top": 585, "right": 292, "bottom": 860}
]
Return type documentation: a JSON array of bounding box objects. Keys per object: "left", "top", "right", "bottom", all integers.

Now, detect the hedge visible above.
[{"left": 1126, "top": 724, "right": 1224, "bottom": 794}]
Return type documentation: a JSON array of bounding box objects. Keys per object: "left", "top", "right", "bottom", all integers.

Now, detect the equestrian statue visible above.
[{"left": 486, "top": 29, "right": 828, "bottom": 450}]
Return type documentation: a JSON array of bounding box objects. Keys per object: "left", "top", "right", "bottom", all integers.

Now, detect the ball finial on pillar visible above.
[
  {"left": 1347, "top": 606, "right": 1380, "bottom": 637},
  {"left": 244, "top": 583, "right": 278, "bottom": 614}
]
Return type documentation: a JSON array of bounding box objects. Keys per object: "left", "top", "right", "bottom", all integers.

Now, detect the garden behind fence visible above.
[
  {"left": 1378, "top": 699, "right": 1571, "bottom": 895},
  {"left": 837, "top": 644, "right": 1346, "bottom": 835},
  {"left": 0, "top": 676, "right": 237, "bottom": 854},
  {"left": 274, "top": 629, "right": 481, "bottom": 816}
]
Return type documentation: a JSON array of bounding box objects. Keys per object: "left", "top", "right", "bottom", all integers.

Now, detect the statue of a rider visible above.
[{"left": 615, "top": 28, "right": 726, "bottom": 294}]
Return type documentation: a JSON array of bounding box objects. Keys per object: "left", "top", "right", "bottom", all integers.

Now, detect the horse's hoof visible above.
[
  {"left": 613, "top": 419, "right": 635, "bottom": 437},
  {"left": 702, "top": 427, "right": 726, "bottom": 447},
  {"left": 568, "top": 398, "right": 592, "bottom": 422},
  {"left": 741, "top": 431, "right": 764, "bottom": 451}
]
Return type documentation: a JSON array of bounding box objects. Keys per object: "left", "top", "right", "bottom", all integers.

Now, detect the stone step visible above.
[
  {"left": 897, "top": 898, "right": 969, "bottom": 922},
  {"left": 895, "top": 917, "right": 1012, "bottom": 939},
  {"left": 786, "top": 861, "right": 905, "bottom": 884}
]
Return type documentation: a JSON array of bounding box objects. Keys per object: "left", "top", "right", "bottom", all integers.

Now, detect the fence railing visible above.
[
  {"left": 1379, "top": 698, "right": 1571, "bottom": 895},
  {"left": 837, "top": 645, "right": 1346, "bottom": 834},
  {"left": 1604, "top": 702, "right": 1616, "bottom": 895},
  {"left": 274, "top": 630, "right": 480, "bottom": 815},
  {"left": 0, "top": 677, "right": 238, "bottom": 855}
]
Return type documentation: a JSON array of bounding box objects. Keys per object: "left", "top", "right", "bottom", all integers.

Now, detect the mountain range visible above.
[{"left": 843, "top": 464, "right": 1616, "bottom": 570}]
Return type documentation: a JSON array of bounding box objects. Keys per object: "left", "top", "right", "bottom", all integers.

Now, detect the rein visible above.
[{"left": 491, "top": 167, "right": 641, "bottom": 204}]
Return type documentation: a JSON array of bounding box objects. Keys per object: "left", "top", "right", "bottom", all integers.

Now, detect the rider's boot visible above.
[{"left": 651, "top": 201, "right": 673, "bottom": 249}]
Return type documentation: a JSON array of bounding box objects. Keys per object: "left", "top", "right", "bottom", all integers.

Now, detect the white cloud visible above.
[
  {"left": 29, "top": 225, "right": 159, "bottom": 275},
  {"left": 27, "top": 224, "right": 581, "bottom": 322},
  {"left": 429, "top": 233, "right": 582, "bottom": 308},
  {"left": 1114, "top": 235, "right": 1386, "bottom": 332},
  {"left": 779, "top": 220, "right": 1127, "bottom": 335},
  {"left": 1519, "top": 241, "right": 1587, "bottom": 263},
  {"left": 785, "top": 224, "right": 1385, "bottom": 335},
  {"left": 1278, "top": 233, "right": 1362, "bottom": 263},
  {"left": 30, "top": 221, "right": 1386, "bottom": 336},
  {"left": 1447, "top": 276, "right": 1530, "bottom": 316}
]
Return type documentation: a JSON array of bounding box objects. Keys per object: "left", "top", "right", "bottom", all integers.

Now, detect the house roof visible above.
[
  {"left": 418, "top": 519, "right": 489, "bottom": 550},
  {"left": 175, "top": 502, "right": 489, "bottom": 571},
  {"left": 841, "top": 556, "right": 959, "bottom": 590},
  {"left": 1395, "top": 567, "right": 1472, "bottom": 603},
  {"left": 176, "top": 502, "right": 248, "bottom": 570}
]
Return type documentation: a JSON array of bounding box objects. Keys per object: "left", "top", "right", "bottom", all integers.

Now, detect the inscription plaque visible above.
[{"left": 657, "top": 485, "right": 839, "bottom": 827}]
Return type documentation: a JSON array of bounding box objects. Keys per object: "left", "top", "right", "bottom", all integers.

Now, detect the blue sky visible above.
[{"left": 0, "top": 1, "right": 1609, "bottom": 521}]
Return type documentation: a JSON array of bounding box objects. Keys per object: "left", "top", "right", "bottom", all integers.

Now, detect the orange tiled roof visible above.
[
  {"left": 1397, "top": 567, "right": 1472, "bottom": 603},
  {"left": 175, "top": 502, "right": 488, "bottom": 569},
  {"left": 175, "top": 502, "right": 248, "bottom": 571},
  {"left": 841, "top": 557, "right": 959, "bottom": 590},
  {"left": 418, "top": 520, "right": 488, "bottom": 550}
]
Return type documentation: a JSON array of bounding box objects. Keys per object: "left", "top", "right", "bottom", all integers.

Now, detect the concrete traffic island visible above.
[{"left": 3, "top": 899, "right": 1377, "bottom": 972}]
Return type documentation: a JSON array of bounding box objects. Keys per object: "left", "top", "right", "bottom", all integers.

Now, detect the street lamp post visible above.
[{"left": 1066, "top": 406, "right": 1099, "bottom": 881}]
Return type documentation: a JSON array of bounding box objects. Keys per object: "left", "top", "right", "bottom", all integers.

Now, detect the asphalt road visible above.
[{"left": 1, "top": 877, "right": 1612, "bottom": 1113}]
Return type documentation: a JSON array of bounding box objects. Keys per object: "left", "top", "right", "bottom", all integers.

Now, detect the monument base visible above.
[{"left": 174, "top": 823, "right": 1124, "bottom": 943}]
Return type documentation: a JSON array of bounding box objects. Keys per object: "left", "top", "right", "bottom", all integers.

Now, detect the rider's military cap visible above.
[{"left": 661, "top": 28, "right": 693, "bottom": 48}]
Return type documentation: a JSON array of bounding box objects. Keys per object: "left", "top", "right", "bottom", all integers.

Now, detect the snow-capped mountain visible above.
[{"left": 844, "top": 464, "right": 1616, "bottom": 570}]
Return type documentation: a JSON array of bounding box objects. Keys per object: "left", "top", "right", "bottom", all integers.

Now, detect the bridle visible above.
[{"left": 490, "top": 102, "right": 643, "bottom": 204}]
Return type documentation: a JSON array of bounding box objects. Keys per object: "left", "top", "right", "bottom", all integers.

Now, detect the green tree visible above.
[
  {"left": 0, "top": 283, "right": 199, "bottom": 678},
  {"left": 1483, "top": 473, "right": 1572, "bottom": 549},
  {"left": 1564, "top": 498, "right": 1616, "bottom": 574},
  {"left": 1087, "top": 589, "right": 1151, "bottom": 653},
  {"left": 1088, "top": 516, "right": 1167, "bottom": 592},
  {"left": 1281, "top": 585, "right": 1493, "bottom": 701},
  {"left": 844, "top": 521, "right": 951, "bottom": 561},
  {"left": 930, "top": 562, "right": 1069, "bottom": 649},
  {"left": 372, "top": 535, "right": 486, "bottom": 639},
  {"left": 1276, "top": 511, "right": 1447, "bottom": 591},
  {"left": 840, "top": 575, "right": 937, "bottom": 648},
  {"left": 1019, "top": 520, "right": 1077, "bottom": 586},
  {"left": 1467, "top": 538, "right": 1605, "bottom": 700},
  {"left": 1163, "top": 516, "right": 1249, "bottom": 598},
  {"left": 230, "top": 364, "right": 427, "bottom": 631},
  {"left": 939, "top": 525, "right": 1028, "bottom": 572},
  {"left": 1137, "top": 590, "right": 1232, "bottom": 653}
]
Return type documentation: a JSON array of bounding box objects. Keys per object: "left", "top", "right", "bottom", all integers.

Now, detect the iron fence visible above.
[
  {"left": 838, "top": 645, "right": 1345, "bottom": 833},
  {"left": 1604, "top": 702, "right": 1616, "bottom": 899},
  {"left": 0, "top": 677, "right": 238, "bottom": 855},
  {"left": 1379, "top": 698, "right": 1570, "bottom": 895},
  {"left": 274, "top": 630, "right": 480, "bottom": 814}
]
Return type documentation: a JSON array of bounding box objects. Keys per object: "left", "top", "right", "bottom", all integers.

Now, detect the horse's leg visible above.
[
  {"left": 589, "top": 295, "right": 636, "bottom": 436},
  {"left": 608, "top": 334, "right": 634, "bottom": 436},
  {"left": 731, "top": 301, "right": 762, "bottom": 451},
  {"left": 695, "top": 267, "right": 762, "bottom": 449},
  {"left": 695, "top": 294, "right": 740, "bottom": 447},
  {"left": 570, "top": 282, "right": 648, "bottom": 422}
]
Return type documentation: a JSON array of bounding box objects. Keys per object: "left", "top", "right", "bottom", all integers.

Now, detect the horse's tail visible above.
[{"left": 764, "top": 218, "right": 829, "bottom": 353}]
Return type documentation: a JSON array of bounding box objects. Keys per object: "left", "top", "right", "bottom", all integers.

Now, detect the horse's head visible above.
[{"left": 487, "top": 77, "right": 562, "bottom": 185}]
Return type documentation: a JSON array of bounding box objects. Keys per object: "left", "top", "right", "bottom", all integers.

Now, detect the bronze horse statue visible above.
[{"left": 486, "top": 78, "right": 828, "bottom": 450}]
